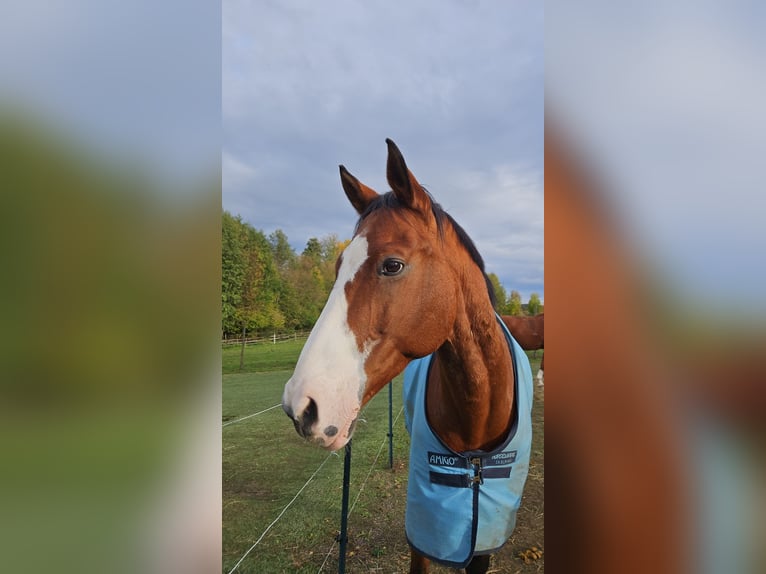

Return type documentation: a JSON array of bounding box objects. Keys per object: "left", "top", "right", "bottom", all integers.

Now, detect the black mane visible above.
[{"left": 355, "top": 190, "right": 498, "bottom": 309}]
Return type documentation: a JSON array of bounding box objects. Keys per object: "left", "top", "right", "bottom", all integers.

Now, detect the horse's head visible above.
[{"left": 282, "top": 139, "right": 487, "bottom": 450}]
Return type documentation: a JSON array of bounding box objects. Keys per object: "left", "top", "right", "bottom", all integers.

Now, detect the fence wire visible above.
[
  {"left": 226, "top": 451, "right": 335, "bottom": 574},
  {"left": 223, "top": 403, "right": 281, "bottom": 428},
  {"left": 316, "top": 405, "right": 405, "bottom": 574}
]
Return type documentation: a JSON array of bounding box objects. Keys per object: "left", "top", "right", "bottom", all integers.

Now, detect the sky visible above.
[
  {"left": 223, "top": 0, "right": 544, "bottom": 302},
  {"left": 547, "top": 0, "right": 766, "bottom": 314},
  {"left": 0, "top": 0, "right": 220, "bottom": 186},
  {"left": 6, "top": 0, "right": 760, "bottom": 313}
]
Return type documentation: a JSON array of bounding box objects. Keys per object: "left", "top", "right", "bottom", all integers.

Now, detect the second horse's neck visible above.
[{"left": 426, "top": 296, "right": 515, "bottom": 453}]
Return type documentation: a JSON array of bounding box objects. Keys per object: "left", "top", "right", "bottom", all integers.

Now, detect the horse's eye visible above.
[{"left": 381, "top": 258, "right": 405, "bottom": 276}]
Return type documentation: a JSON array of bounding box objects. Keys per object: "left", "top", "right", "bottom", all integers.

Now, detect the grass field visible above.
[
  {"left": 223, "top": 339, "right": 308, "bottom": 375},
  {"left": 223, "top": 340, "right": 544, "bottom": 573}
]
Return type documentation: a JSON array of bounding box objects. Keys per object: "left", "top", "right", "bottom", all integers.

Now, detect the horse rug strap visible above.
[{"left": 402, "top": 315, "right": 534, "bottom": 569}]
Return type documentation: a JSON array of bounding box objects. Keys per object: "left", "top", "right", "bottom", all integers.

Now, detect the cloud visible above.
[
  {"left": 1, "top": 0, "right": 220, "bottom": 183},
  {"left": 443, "top": 164, "right": 544, "bottom": 295},
  {"left": 222, "top": 151, "right": 258, "bottom": 190},
  {"left": 223, "top": 0, "right": 543, "bottom": 299},
  {"left": 547, "top": 0, "right": 766, "bottom": 310}
]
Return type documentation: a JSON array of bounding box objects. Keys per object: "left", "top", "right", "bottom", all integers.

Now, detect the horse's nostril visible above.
[{"left": 298, "top": 397, "right": 318, "bottom": 438}]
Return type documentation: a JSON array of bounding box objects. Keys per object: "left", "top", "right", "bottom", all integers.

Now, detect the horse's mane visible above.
[{"left": 355, "top": 190, "right": 498, "bottom": 308}]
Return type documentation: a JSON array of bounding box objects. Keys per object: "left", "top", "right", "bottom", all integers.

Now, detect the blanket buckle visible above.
[{"left": 470, "top": 457, "right": 484, "bottom": 485}]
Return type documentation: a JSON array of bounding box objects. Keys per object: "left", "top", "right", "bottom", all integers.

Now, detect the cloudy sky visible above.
[
  {"left": 546, "top": 0, "right": 766, "bottom": 314},
  {"left": 223, "top": 0, "right": 543, "bottom": 301},
  {"left": 0, "top": 0, "right": 220, "bottom": 185}
]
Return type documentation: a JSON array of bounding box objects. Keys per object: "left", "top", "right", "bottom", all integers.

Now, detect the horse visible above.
[
  {"left": 282, "top": 139, "right": 534, "bottom": 574},
  {"left": 501, "top": 314, "right": 544, "bottom": 385},
  {"left": 544, "top": 126, "right": 687, "bottom": 574},
  {"left": 545, "top": 123, "right": 766, "bottom": 574}
]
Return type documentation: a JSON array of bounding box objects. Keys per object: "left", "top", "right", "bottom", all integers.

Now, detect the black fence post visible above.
[
  {"left": 338, "top": 440, "right": 352, "bottom": 574},
  {"left": 387, "top": 381, "right": 394, "bottom": 469}
]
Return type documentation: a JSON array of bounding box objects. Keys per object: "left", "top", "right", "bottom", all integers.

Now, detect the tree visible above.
[
  {"left": 319, "top": 234, "right": 342, "bottom": 263},
  {"left": 268, "top": 229, "right": 302, "bottom": 329},
  {"left": 288, "top": 255, "right": 329, "bottom": 327},
  {"left": 221, "top": 211, "right": 285, "bottom": 341},
  {"left": 302, "top": 237, "right": 322, "bottom": 263},
  {"left": 239, "top": 227, "right": 283, "bottom": 331},
  {"left": 236, "top": 226, "right": 283, "bottom": 369},
  {"left": 269, "top": 229, "right": 296, "bottom": 270},
  {"left": 527, "top": 292, "right": 542, "bottom": 316},
  {"left": 508, "top": 290, "right": 523, "bottom": 316},
  {"left": 487, "top": 273, "right": 509, "bottom": 313},
  {"left": 221, "top": 216, "right": 353, "bottom": 334},
  {"left": 221, "top": 212, "right": 246, "bottom": 336}
]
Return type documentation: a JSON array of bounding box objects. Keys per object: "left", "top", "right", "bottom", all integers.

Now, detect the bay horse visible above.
[
  {"left": 545, "top": 123, "right": 766, "bottom": 574},
  {"left": 282, "top": 139, "right": 534, "bottom": 574},
  {"left": 501, "top": 314, "right": 544, "bottom": 385},
  {"left": 545, "top": 126, "right": 686, "bottom": 574}
]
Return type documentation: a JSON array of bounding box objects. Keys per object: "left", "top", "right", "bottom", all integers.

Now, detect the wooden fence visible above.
[{"left": 221, "top": 330, "right": 311, "bottom": 346}]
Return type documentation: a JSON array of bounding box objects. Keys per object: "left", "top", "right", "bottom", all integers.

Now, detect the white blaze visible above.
[{"left": 282, "top": 235, "right": 374, "bottom": 448}]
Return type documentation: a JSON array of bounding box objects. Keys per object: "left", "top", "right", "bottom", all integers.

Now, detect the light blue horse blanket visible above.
[{"left": 403, "top": 315, "right": 533, "bottom": 568}]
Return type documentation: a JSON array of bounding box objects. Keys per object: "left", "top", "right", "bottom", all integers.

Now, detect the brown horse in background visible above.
[
  {"left": 501, "top": 314, "right": 544, "bottom": 385},
  {"left": 546, "top": 124, "right": 765, "bottom": 574},
  {"left": 546, "top": 123, "right": 766, "bottom": 573},
  {"left": 545, "top": 127, "right": 687, "bottom": 574}
]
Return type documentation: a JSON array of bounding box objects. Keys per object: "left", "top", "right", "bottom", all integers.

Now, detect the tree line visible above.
[
  {"left": 222, "top": 211, "right": 542, "bottom": 338},
  {"left": 488, "top": 275, "right": 543, "bottom": 317}
]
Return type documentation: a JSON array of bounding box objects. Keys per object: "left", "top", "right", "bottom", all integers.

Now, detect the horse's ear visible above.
[
  {"left": 385, "top": 138, "right": 431, "bottom": 218},
  {"left": 340, "top": 165, "right": 379, "bottom": 215}
]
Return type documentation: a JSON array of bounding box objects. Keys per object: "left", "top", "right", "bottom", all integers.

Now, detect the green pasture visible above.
[
  {"left": 223, "top": 339, "right": 308, "bottom": 374},
  {"left": 223, "top": 340, "right": 543, "bottom": 573}
]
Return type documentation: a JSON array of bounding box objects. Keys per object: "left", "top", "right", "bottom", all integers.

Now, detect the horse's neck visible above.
[{"left": 426, "top": 299, "right": 515, "bottom": 453}]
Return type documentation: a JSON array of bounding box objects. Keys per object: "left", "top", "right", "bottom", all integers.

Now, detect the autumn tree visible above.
[
  {"left": 221, "top": 212, "right": 246, "bottom": 336},
  {"left": 527, "top": 292, "right": 542, "bottom": 316},
  {"left": 222, "top": 212, "right": 352, "bottom": 335},
  {"left": 302, "top": 237, "right": 322, "bottom": 263},
  {"left": 487, "top": 273, "right": 510, "bottom": 314},
  {"left": 269, "top": 229, "right": 296, "bottom": 270},
  {"left": 508, "top": 290, "right": 523, "bottom": 316}
]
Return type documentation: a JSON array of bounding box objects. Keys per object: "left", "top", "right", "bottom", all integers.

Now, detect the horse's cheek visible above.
[{"left": 406, "top": 297, "right": 456, "bottom": 357}]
